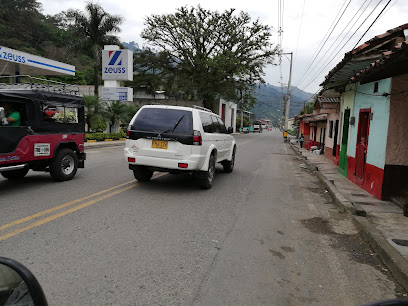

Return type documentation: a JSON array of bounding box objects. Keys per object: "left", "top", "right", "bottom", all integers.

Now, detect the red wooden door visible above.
[{"left": 355, "top": 109, "right": 370, "bottom": 180}]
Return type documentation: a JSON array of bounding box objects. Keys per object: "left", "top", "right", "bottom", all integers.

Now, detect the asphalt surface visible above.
[{"left": 0, "top": 130, "right": 401, "bottom": 305}]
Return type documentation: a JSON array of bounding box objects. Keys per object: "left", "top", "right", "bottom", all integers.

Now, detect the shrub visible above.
[
  {"left": 85, "top": 132, "right": 125, "bottom": 141},
  {"left": 91, "top": 115, "right": 107, "bottom": 132}
]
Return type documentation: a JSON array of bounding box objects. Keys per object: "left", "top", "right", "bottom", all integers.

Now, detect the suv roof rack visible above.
[
  {"left": 0, "top": 75, "right": 83, "bottom": 97},
  {"left": 192, "top": 105, "right": 213, "bottom": 113}
]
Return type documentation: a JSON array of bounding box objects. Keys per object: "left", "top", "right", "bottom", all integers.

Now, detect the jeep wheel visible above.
[
  {"left": 1, "top": 168, "right": 29, "bottom": 180},
  {"left": 50, "top": 148, "right": 78, "bottom": 181},
  {"left": 200, "top": 154, "right": 215, "bottom": 189},
  {"left": 133, "top": 166, "right": 153, "bottom": 182},
  {"left": 222, "top": 146, "right": 236, "bottom": 173}
]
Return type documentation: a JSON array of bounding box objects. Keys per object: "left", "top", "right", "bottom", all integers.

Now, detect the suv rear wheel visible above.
[
  {"left": 222, "top": 146, "right": 236, "bottom": 173},
  {"left": 200, "top": 153, "right": 216, "bottom": 189},
  {"left": 1, "top": 168, "right": 29, "bottom": 180},
  {"left": 133, "top": 166, "right": 153, "bottom": 182},
  {"left": 50, "top": 148, "right": 78, "bottom": 181}
]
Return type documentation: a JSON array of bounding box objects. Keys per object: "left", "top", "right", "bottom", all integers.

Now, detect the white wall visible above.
[{"left": 219, "top": 99, "right": 237, "bottom": 132}]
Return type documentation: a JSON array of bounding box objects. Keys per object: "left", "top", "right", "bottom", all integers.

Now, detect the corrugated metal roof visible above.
[{"left": 317, "top": 96, "right": 341, "bottom": 103}]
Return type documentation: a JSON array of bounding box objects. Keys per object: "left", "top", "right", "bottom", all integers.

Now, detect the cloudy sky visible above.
[{"left": 38, "top": 0, "right": 407, "bottom": 96}]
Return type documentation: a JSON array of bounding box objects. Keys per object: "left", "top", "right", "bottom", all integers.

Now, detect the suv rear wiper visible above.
[{"left": 160, "top": 115, "right": 185, "bottom": 135}]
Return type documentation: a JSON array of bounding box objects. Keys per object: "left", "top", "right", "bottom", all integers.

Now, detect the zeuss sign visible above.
[{"left": 102, "top": 49, "right": 133, "bottom": 81}]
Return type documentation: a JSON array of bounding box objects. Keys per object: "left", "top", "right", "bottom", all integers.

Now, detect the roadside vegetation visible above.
[{"left": 1, "top": 1, "right": 277, "bottom": 126}]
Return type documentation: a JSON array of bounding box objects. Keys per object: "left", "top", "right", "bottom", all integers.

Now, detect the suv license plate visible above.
[{"left": 152, "top": 140, "right": 168, "bottom": 149}]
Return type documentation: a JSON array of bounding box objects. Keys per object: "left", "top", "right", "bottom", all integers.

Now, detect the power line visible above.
[
  {"left": 293, "top": 0, "right": 350, "bottom": 89},
  {"left": 377, "top": 0, "right": 399, "bottom": 21},
  {"left": 352, "top": 0, "right": 393, "bottom": 50},
  {"left": 295, "top": 0, "right": 387, "bottom": 94},
  {"left": 293, "top": 0, "right": 376, "bottom": 95}
]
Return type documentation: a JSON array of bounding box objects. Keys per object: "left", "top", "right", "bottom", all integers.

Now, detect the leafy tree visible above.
[
  {"left": 66, "top": 3, "right": 123, "bottom": 97},
  {"left": 298, "top": 101, "right": 314, "bottom": 115},
  {"left": 0, "top": 0, "right": 47, "bottom": 53},
  {"left": 127, "top": 49, "right": 168, "bottom": 95},
  {"left": 141, "top": 6, "right": 276, "bottom": 110}
]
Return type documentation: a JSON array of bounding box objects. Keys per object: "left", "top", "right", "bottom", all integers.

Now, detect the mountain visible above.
[
  {"left": 251, "top": 84, "right": 314, "bottom": 125},
  {"left": 122, "top": 41, "right": 159, "bottom": 54}
]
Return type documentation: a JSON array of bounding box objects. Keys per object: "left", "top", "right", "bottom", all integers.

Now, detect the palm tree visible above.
[
  {"left": 68, "top": 3, "right": 123, "bottom": 97},
  {"left": 106, "top": 101, "right": 127, "bottom": 133}
]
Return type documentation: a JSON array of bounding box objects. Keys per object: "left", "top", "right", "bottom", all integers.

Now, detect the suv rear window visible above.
[{"left": 132, "top": 108, "right": 193, "bottom": 134}]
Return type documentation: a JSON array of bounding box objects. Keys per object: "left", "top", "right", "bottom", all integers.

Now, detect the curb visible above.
[
  {"left": 85, "top": 140, "right": 125, "bottom": 149},
  {"left": 288, "top": 142, "right": 408, "bottom": 291},
  {"left": 289, "top": 143, "right": 360, "bottom": 215}
]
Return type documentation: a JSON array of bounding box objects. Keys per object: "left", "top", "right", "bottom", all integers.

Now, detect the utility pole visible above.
[{"left": 282, "top": 52, "right": 293, "bottom": 142}]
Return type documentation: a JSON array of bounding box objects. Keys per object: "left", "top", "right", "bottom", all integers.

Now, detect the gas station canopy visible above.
[{"left": 0, "top": 46, "right": 75, "bottom": 76}]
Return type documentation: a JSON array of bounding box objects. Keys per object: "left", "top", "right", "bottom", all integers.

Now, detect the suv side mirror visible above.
[
  {"left": 0, "top": 257, "right": 48, "bottom": 306},
  {"left": 227, "top": 126, "right": 233, "bottom": 134}
]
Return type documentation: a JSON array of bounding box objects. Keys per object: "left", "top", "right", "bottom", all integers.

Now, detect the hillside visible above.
[{"left": 252, "top": 84, "right": 314, "bottom": 125}]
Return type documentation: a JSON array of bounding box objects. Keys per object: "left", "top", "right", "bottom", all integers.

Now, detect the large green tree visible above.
[
  {"left": 66, "top": 2, "right": 123, "bottom": 97},
  {"left": 141, "top": 6, "right": 276, "bottom": 110}
]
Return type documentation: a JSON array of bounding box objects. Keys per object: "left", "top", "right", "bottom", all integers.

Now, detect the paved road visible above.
[{"left": 0, "top": 130, "right": 401, "bottom": 305}]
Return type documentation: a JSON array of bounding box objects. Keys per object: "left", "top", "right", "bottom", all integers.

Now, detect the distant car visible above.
[
  {"left": 253, "top": 124, "right": 262, "bottom": 133},
  {"left": 124, "top": 105, "right": 236, "bottom": 189}
]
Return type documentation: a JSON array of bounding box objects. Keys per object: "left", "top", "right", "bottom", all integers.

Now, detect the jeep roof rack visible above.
[
  {"left": 0, "top": 75, "right": 83, "bottom": 97},
  {"left": 192, "top": 105, "right": 213, "bottom": 113}
]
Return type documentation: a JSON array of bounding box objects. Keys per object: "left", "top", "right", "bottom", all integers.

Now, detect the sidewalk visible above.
[
  {"left": 84, "top": 139, "right": 125, "bottom": 148},
  {"left": 289, "top": 139, "right": 408, "bottom": 292}
]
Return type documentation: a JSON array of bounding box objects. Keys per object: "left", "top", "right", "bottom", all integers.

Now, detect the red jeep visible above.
[{"left": 0, "top": 77, "right": 86, "bottom": 181}]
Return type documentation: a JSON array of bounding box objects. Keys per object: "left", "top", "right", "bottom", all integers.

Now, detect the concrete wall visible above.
[
  {"left": 386, "top": 74, "right": 408, "bottom": 166},
  {"left": 348, "top": 78, "right": 391, "bottom": 170},
  {"left": 323, "top": 108, "right": 340, "bottom": 150}
]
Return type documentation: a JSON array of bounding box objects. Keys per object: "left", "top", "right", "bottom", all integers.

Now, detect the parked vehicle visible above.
[
  {"left": 253, "top": 120, "right": 262, "bottom": 133},
  {"left": 124, "top": 105, "right": 236, "bottom": 189},
  {"left": 0, "top": 76, "right": 86, "bottom": 181}
]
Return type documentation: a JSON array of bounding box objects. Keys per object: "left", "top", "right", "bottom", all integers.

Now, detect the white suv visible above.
[{"left": 124, "top": 105, "right": 236, "bottom": 189}]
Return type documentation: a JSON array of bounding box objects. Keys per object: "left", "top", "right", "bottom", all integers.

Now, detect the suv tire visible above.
[
  {"left": 50, "top": 148, "right": 78, "bottom": 181},
  {"left": 1, "top": 168, "right": 29, "bottom": 179},
  {"left": 222, "top": 146, "right": 236, "bottom": 173},
  {"left": 133, "top": 166, "right": 153, "bottom": 182},
  {"left": 200, "top": 154, "right": 215, "bottom": 189}
]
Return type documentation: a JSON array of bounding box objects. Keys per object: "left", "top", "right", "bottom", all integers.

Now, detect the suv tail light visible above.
[{"left": 193, "top": 130, "right": 202, "bottom": 145}]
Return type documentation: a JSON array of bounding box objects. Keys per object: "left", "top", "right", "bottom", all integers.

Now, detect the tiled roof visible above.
[
  {"left": 321, "top": 23, "right": 408, "bottom": 87},
  {"left": 351, "top": 40, "right": 408, "bottom": 83},
  {"left": 295, "top": 113, "right": 315, "bottom": 120}
]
